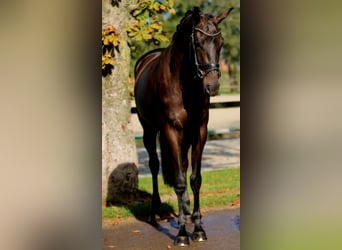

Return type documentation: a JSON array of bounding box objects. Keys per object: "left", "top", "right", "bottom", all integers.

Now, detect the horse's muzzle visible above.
[
  {"left": 203, "top": 68, "right": 220, "bottom": 96},
  {"left": 205, "top": 83, "right": 220, "bottom": 96}
]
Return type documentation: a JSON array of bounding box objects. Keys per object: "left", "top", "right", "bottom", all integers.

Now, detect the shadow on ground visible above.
[{"left": 105, "top": 165, "right": 179, "bottom": 242}]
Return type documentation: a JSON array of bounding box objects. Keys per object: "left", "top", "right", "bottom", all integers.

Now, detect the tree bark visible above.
[{"left": 102, "top": 0, "right": 138, "bottom": 199}]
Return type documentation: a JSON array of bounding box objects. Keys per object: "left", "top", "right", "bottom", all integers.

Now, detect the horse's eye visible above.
[{"left": 195, "top": 41, "right": 201, "bottom": 47}]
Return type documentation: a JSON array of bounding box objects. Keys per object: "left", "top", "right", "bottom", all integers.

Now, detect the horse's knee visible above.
[
  {"left": 168, "top": 108, "right": 187, "bottom": 130},
  {"left": 175, "top": 183, "right": 186, "bottom": 194},
  {"left": 190, "top": 173, "right": 202, "bottom": 182},
  {"left": 174, "top": 176, "right": 187, "bottom": 194}
]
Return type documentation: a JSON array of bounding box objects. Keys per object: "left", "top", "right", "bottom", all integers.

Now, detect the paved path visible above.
[
  {"left": 103, "top": 207, "right": 240, "bottom": 250},
  {"left": 137, "top": 138, "right": 240, "bottom": 176}
]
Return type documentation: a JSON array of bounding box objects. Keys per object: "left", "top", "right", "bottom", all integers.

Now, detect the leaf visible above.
[
  {"left": 143, "top": 32, "right": 152, "bottom": 40},
  {"left": 152, "top": 2, "right": 160, "bottom": 11},
  {"left": 103, "top": 36, "right": 109, "bottom": 46},
  {"left": 132, "top": 8, "right": 143, "bottom": 17},
  {"left": 112, "top": 36, "right": 120, "bottom": 47},
  {"left": 168, "top": 7, "right": 176, "bottom": 15},
  {"left": 150, "top": 23, "right": 162, "bottom": 31},
  {"left": 108, "top": 34, "right": 114, "bottom": 43},
  {"left": 167, "top": 0, "right": 174, "bottom": 8},
  {"left": 128, "top": 31, "right": 138, "bottom": 37},
  {"left": 154, "top": 33, "right": 169, "bottom": 42},
  {"left": 135, "top": 33, "right": 143, "bottom": 41}
]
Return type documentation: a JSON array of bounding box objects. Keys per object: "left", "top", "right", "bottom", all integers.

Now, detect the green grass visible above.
[
  {"left": 219, "top": 87, "right": 240, "bottom": 95},
  {"left": 103, "top": 168, "right": 240, "bottom": 220}
]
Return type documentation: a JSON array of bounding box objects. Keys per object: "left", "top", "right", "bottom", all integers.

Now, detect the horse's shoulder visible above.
[
  {"left": 141, "top": 48, "right": 165, "bottom": 61},
  {"left": 135, "top": 48, "right": 166, "bottom": 75}
]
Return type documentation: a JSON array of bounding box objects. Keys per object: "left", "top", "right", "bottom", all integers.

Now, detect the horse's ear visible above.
[{"left": 213, "top": 8, "right": 234, "bottom": 25}]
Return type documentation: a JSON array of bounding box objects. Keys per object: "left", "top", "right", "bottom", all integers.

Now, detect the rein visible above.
[{"left": 190, "top": 27, "right": 221, "bottom": 79}]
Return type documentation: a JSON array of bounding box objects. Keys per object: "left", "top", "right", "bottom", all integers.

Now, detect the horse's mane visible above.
[{"left": 171, "top": 7, "right": 202, "bottom": 44}]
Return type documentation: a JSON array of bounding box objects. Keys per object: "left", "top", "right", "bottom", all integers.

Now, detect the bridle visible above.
[{"left": 190, "top": 26, "right": 222, "bottom": 79}]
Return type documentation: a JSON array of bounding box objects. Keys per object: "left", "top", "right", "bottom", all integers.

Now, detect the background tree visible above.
[{"left": 102, "top": 0, "right": 174, "bottom": 200}]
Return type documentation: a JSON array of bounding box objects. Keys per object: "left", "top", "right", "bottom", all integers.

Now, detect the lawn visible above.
[{"left": 103, "top": 168, "right": 240, "bottom": 220}]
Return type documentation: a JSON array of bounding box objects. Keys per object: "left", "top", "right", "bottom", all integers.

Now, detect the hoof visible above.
[
  {"left": 192, "top": 231, "right": 207, "bottom": 242},
  {"left": 184, "top": 214, "right": 192, "bottom": 224},
  {"left": 174, "top": 235, "right": 190, "bottom": 247},
  {"left": 148, "top": 215, "right": 158, "bottom": 225}
]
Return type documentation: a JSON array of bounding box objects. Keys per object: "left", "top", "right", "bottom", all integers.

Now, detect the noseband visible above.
[{"left": 191, "top": 27, "right": 221, "bottom": 79}]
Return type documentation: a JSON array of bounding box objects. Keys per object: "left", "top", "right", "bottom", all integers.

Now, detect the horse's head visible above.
[{"left": 191, "top": 7, "right": 234, "bottom": 96}]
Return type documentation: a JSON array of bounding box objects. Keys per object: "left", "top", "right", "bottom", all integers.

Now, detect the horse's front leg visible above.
[
  {"left": 190, "top": 123, "right": 208, "bottom": 241},
  {"left": 182, "top": 137, "right": 192, "bottom": 223},
  {"left": 161, "top": 122, "right": 190, "bottom": 246}
]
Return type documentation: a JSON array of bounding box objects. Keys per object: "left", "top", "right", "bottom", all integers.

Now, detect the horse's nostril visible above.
[
  {"left": 208, "top": 83, "right": 219, "bottom": 90},
  {"left": 206, "top": 83, "right": 220, "bottom": 96}
]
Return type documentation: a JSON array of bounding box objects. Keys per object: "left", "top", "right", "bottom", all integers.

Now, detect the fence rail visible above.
[
  {"left": 132, "top": 100, "right": 240, "bottom": 140},
  {"left": 131, "top": 101, "right": 240, "bottom": 114}
]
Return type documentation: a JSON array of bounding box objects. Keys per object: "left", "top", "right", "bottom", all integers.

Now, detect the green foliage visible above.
[
  {"left": 102, "top": 0, "right": 175, "bottom": 76},
  {"left": 127, "top": 0, "right": 175, "bottom": 43}
]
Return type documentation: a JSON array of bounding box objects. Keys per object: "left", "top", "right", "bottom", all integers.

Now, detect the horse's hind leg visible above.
[{"left": 142, "top": 127, "right": 161, "bottom": 224}]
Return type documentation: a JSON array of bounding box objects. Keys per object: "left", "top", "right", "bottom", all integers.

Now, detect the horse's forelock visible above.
[
  {"left": 189, "top": 6, "right": 202, "bottom": 25},
  {"left": 172, "top": 7, "right": 203, "bottom": 43}
]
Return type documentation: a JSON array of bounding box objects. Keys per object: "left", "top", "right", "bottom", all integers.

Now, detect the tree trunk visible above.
[{"left": 102, "top": 0, "right": 138, "bottom": 199}]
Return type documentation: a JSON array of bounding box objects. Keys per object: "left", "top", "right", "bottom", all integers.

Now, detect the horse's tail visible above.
[{"left": 159, "top": 133, "right": 176, "bottom": 187}]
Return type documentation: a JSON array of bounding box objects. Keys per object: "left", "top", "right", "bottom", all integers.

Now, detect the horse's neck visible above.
[{"left": 168, "top": 46, "right": 186, "bottom": 76}]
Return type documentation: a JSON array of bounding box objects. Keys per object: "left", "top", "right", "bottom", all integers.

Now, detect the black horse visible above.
[{"left": 134, "top": 7, "right": 233, "bottom": 246}]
